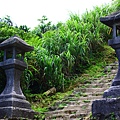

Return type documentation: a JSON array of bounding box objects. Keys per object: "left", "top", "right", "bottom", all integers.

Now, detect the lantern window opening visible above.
[
  {"left": 2, "top": 47, "right": 25, "bottom": 61},
  {"left": 112, "top": 23, "right": 120, "bottom": 39},
  {"left": 16, "top": 54, "right": 22, "bottom": 61},
  {"left": 16, "top": 48, "right": 25, "bottom": 61},
  {"left": 0, "top": 51, "right": 4, "bottom": 62},
  {"left": 6, "top": 48, "right": 13, "bottom": 60},
  {"left": 3, "top": 49, "right": 6, "bottom": 61},
  {"left": 21, "top": 52, "right": 25, "bottom": 61}
]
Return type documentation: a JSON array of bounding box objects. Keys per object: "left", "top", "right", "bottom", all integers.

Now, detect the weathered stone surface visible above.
[
  {"left": 0, "top": 107, "right": 36, "bottom": 119},
  {"left": 103, "top": 86, "right": 120, "bottom": 98},
  {"left": 92, "top": 10, "right": 120, "bottom": 119},
  {"left": 92, "top": 98, "right": 120, "bottom": 119},
  {"left": 0, "top": 36, "right": 38, "bottom": 119},
  {"left": 0, "top": 36, "right": 34, "bottom": 52}
]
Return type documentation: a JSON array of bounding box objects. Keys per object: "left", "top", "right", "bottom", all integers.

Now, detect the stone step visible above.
[
  {"left": 45, "top": 112, "right": 87, "bottom": 120},
  {"left": 46, "top": 109, "right": 77, "bottom": 117},
  {"left": 66, "top": 92, "right": 103, "bottom": 100},
  {"left": 79, "top": 83, "right": 110, "bottom": 89},
  {"left": 93, "top": 78, "right": 112, "bottom": 84},
  {"left": 46, "top": 103, "right": 91, "bottom": 114},
  {"left": 69, "top": 113, "right": 88, "bottom": 119},
  {"left": 88, "top": 83, "right": 110, "bottom": 88},
  {"left": 109, "top": 62, "right": 118, "bottom": 66},
  {"left": 65, "top": 95, "right": 102, "bottom": 101},
  {"left": 81, "top": 78, "right": 110, "bottom": 84},
  {"left": 46, "top": 107, "right": 90, "bottom": 120},
  {"left": 105, "top": 74, "right": 115, "bottom": 78},
  {"left": 64, "top": 104, "right": 91, "bottom": 112},
  {"left": 74, "top": 88, "right": 106, "bottom": 93},
  {"left": 61, "top": 96, "right": 101, "bottom": 106},
  {"left": 45, "top": 113, "right": 70, "bottom": 120},
  {"left": 79, "top": 96, "right": 102, "bottom": 101},
  {"left": 90, "top": 91, "right": 104, "bottom": 96}
]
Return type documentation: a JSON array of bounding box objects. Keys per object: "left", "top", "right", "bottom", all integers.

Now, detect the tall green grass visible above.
[{"left": 23, "top": 1, "right": 118, "bottom": 93}]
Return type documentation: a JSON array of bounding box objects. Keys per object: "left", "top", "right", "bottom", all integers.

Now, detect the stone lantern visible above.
[
  {"left": 0, "top": 36, "right": 37, "bottom": 119},
  {"left": 101, "top": 11, "right": 120, "bottom": 98},
  {"left": 92, "top": 11, "right": 120, "bottom": 119}
]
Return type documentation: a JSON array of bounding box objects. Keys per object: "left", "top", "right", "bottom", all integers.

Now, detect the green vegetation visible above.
[
  {"left": 0, "top": 0, "right": 120, "bottom": 119},
  {"left": 24, "top": 1, "right": 116, "bottom": 93},
  {"left": 0, "top": 0, "right": 118, "bottom": 94}
]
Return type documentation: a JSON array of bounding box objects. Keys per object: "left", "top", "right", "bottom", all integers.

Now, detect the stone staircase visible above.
[{"left": 45, "top": 62, "right": 118, "bottom": 120}]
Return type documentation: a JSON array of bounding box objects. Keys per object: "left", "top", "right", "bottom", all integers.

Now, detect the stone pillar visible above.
[
  {"left": 103, "top": 38, "right": 120, "bottom": 98},
  {"left": 0, "top": 36, "right": 38, "bottom": 119},
  {"left": 92, "top": 11, "right": 120, "bottom": 119}
]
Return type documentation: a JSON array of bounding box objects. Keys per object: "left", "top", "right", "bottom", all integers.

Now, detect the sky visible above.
[{"left": 0, "top": 0, "right": 112, "bottom": 29}]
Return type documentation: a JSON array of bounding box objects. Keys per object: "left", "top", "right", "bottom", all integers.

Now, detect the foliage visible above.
[
  {"left": 28, "top": 3, "right": 116, "bottom": 92},
  {"left": 30, "top": 44, "right": 115, "bottom": 119},
  {"left": 0, "top": 16, "right": 36, "bottom": 43},
  {"left": 0, "top": 0, "right": 118, "bottom": 94},
  {"left": 27, "top": 91, "right": 72, "bottom": 119},
  {"left": 112, "top": 0, "right": 120, "bottom": 11},
  {"left": 0, "top": 15, "right": 13, "bottom": 26},
  {"left": 32, "top": 15, "right": 56, "bottom": 38},
  {"left": 19, "top": 25, "right": 30, "bottom": 32}
]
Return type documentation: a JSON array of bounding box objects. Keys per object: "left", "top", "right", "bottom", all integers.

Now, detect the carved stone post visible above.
[
  {"left": 0, "top": 36, "right": 38, "bottom": 119},
  {"left": 92, "top": 11, "right": 120, "bottom": 119}
]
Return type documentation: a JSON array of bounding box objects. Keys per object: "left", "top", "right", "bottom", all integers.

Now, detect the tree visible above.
[
  {"left": 19, "top": 25, "right": 30, "bottom": 32},
  {"left": 0, "top": 15, "right": 13, "bottom": 26},
  {"left": 32, "top": 16, "right": 56, "bottom": 38}
]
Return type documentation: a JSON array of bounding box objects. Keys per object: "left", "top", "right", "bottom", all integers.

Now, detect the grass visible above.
[
  {"left": 58, "top": 103, "right": 67, "bottom": 109},
  {"left": 68, "top": 44, "right": 116, "bottom": 88},
  {"left": 26, "top": 91, "right": 72, "bottom": 119},
  {"left": 83, "top": 100, "right": 91, "bottom": 103},
  {"left": 82, "top": 93, "right": 88, "bottom": 97}
]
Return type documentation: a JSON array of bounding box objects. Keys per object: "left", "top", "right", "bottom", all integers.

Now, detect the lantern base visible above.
[
  {"left": 0, "top": 107, "right": 37, "bottom": 119},
  {"left": 103, "top": 85, "right": 120, "bottom": 98},
  {"left": 92, "top": 98, "right": 120, "bottom": 119},
  {"left": 0, "top": 94, "right": 39, "bottom": 119}
]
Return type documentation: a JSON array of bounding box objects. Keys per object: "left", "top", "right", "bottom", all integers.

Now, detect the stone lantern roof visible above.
[
  {"left": 0, "top": 36, "right": 34, "bottom": 52},
  {"left": 100, "top": 10, "right": 120, "bottom": 29}
]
